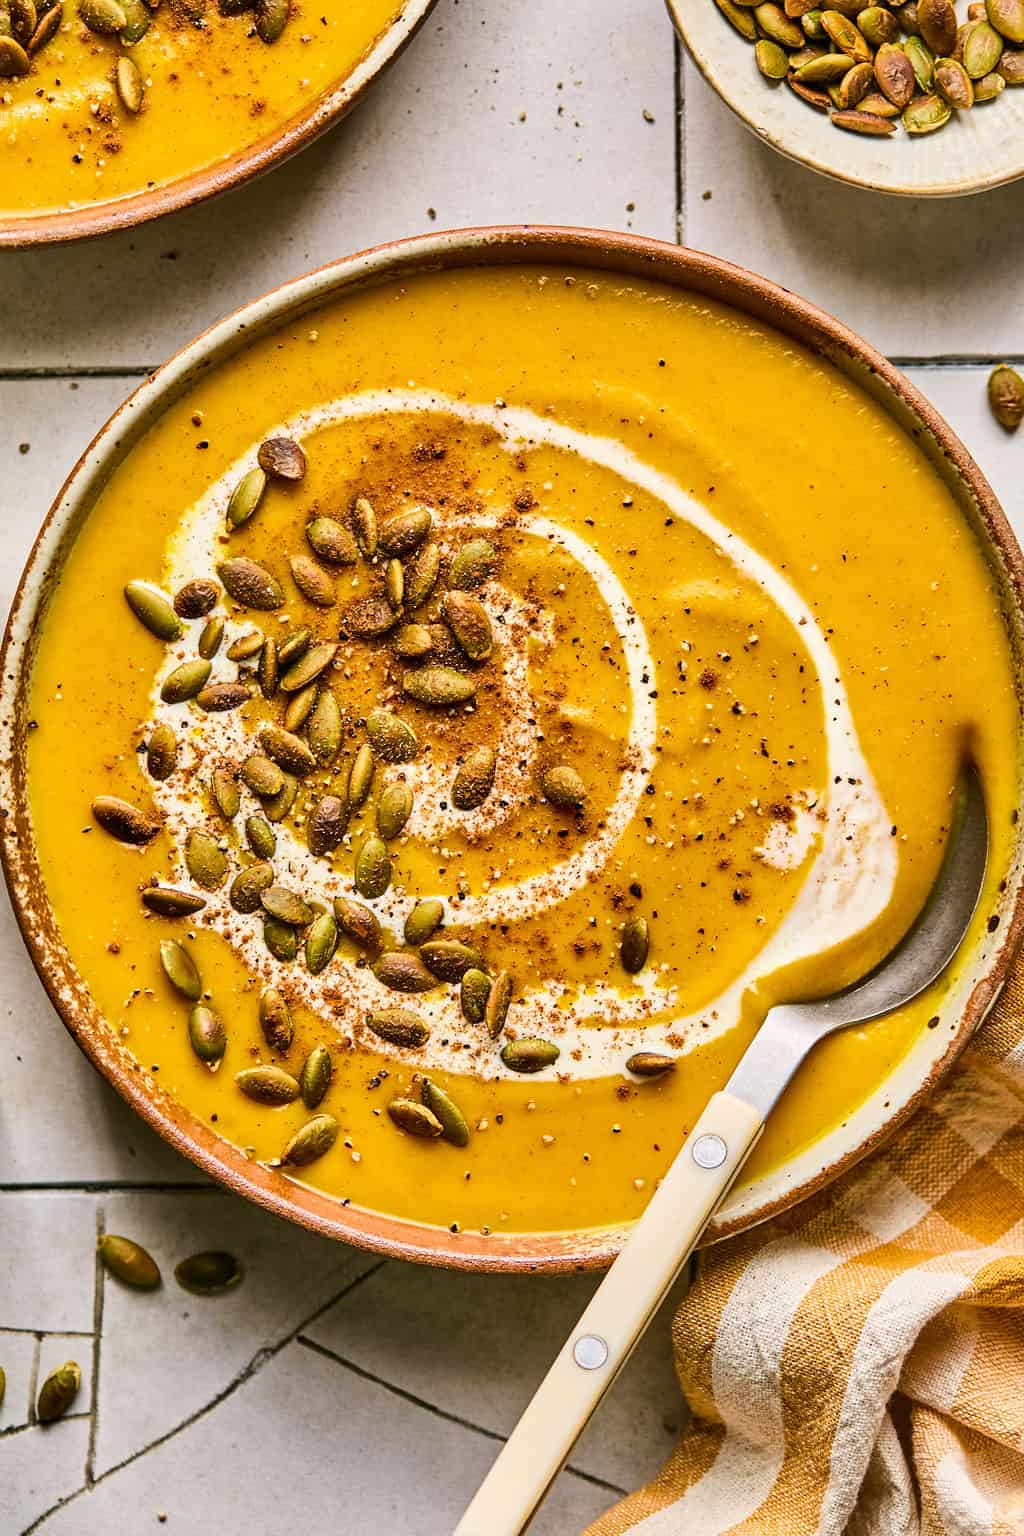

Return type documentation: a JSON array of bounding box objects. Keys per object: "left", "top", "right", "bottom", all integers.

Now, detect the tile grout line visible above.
[
  {"left": 294, "top": 1335, "right": 629, "bottom": 1499},
  {"left": 27, "top": 1333, "right": 41, "bottom": 1429},
  {"left": 85, "top": 1203, "right": 106, "bottom": 1487},
  {"left": 21, "top": 1256, "right": 388, "bottom": 1533},
  {"left": 674, "top": 32, "right": 685, "bottom": 247},
  {"left": 0, "top": 1182, "right": 214, "bottom": 1194}
]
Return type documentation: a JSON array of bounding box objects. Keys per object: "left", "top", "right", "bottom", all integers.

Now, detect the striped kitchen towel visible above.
[{"left": 586, "top": 959, "right": 1024, "bottom": 1536}]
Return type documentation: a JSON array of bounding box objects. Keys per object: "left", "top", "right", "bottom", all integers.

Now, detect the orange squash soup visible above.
[
  {"left": 24, "top": 265, "right": 1020, "bottom": 1238},
  {"left": 0, "top": 0, "right": 405, "bottom": 223}
]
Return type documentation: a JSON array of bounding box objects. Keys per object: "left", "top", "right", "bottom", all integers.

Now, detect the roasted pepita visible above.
[
  {"left": 188, "top": 1004, "right": 226, "bottom": 1067},
  {"left": 282, "top": 1114, "right": 338, "bottom": 1165},
  {"left": 305, "top": 911, "right": 338, "bottom": 974},
  {"left": 372, "top": 949, "right": 436, "bottom": 992},
  {"left": 377, "top": 781, "right": 413, "bottom": 840},
  {"left": 146, "top": 722, "right": 178, "bottom": 781},
  {"left": 421, "top": 1078, "right": 470, "bottom": 1147},
  {"left": 420, "top": 938, "right": 484, "bottom": 982},
  {"left": 339, "top": 593, "right": 400, "bottom": 639},
  {"left": 448, "top": 538, "right": 497, "bottom": 590},
  {"left": 626, "top": 1051, "right": 676, "bottom": 1077},
  {"left": 260, "top": 723, "right": 315, "bottom": 775},
  {"left": 379, "top": 504, "right": 432, "bottom": 556},
  {"left": 300, "top": 1043, "right": 332, "bottom": 1107},
  {"left": 366, "top": 1006, "right": 430, "bottom": 1047},
  {"left": 290, "top": 553, "right": 336, "bottom": 608},
  {"left": 351, "top": 496, "right": 378, "bottom": 557},
  {"left": 236, "top": 1064, "right": 300, "bottom": 1104},
  {"left": 217, "top": 557, "right": 284, "bottom": 611},
  {"left": 404, "top": 899, "right": 444, "bottom": 946},
  {"left": 451, "top": 746, "right": 496, "bottom": 811},
  {"left": 173, "top": 578, "right": 219, "bottom": 619},
  {"left": 307, "top": 687, "right": 342, "bottom": 763},
  {"left": 264, "top": 916, "right": 297, "bottom": 962},
  {"left": 365, "top": 709, "right": 417, "bottom": 763},
  {"left": 354, "top": 835, "right": 392, "bottom": 899},
  {"left": 124, "top": 580, "right": 181, "bottom": 641},
  {"left": 160, "top": 938, "right": 201, "bottom": 999},
  {"left": 402, "top": 666, "right": 477, "bottom": 708},
  {"left": 98, "top": 1233, "right": 161, "bottom": 1288},
  {"left": 196, "top": 681, "right": 252, "bottom": 714},
  {"left": 500, "top": 1037, "right": 559, "bottom": 1073},
  {"left": 620, "top": 916, "right": 650, "bottom": 973},
  {"left": 259, "top": 987, "right": 294, "bottom": 1052},
  {"left": 484, "top": 969, "right": 513, "bottom": 1039},
  {"left": 185, "top": 829, "right": 228, "bottom": 889},
  {"left": 226, "top": 466, "right": 267, "bottom": 529},
  {"left": 308, "top": 794, "right": 347, "bottom": 856},
  {"left": 306, "top": 516, "right": 358, "bottom": 566},
  {"left": 541, "top": 764, "right": 586, "bottom": 808},
  {"left": 460, "top": 968, "right": 491, "bottom": 1024},
  {"left": 261, "top": 885, "right": 314, "bottom": 927},
  {"left": 241, "top": 753, "right": 285, "bottom": 798},
  {"left": 387, "top": 1097, "right": 443, "bottom": 1138},
  {"left": 92, "top": 795, "right": 160, "bottom": 844},
  {"left": 142, "top": 886, "right": 206, "bottom": 917},
  {"left": 198, "top": 616, "right": 225, "bottom": 659},
  {"left": 37, "top": 1362, "right": 81, "bottom": 1423},
  {"left": 257, "top": 435, "right": 305, "bottom": 480},
  {"left": 246, "top": 815, "right": 277, "bottom": 859},
  {"left": 402, "top": 540, "right": 441, "bottom": 609},
  {"left": 211, "top": 767, "right": 240, "bottom": 820},
  {"left": 229, "top": 860, "right": 275, "bottom": 913},
  {"left": 174, "top": 1250, "right": 242, "bottom": 1293},
  {"left": 334, "top": 896, "right": 383, "bottom": 953}
]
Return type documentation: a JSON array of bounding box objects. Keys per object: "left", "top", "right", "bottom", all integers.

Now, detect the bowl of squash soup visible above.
[
  {"left": 2, "top": 227, "right": 1022, "bottom": 1271},
  {"left": 0, "top": 0, "right": 437, "bottom": 245}
]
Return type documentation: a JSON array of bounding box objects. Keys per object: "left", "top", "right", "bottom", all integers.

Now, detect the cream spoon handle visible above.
[{"left": 453, "top": 1089, "right": 764, "bottom": 1536}]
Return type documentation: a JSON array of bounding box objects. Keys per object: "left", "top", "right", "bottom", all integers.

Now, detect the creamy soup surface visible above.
[
  {"left": 0, "top": 0, "right": 403, "bottom": 221},
  {"left": 26, "top": 265, "right": 1020, "bottom": 1238}
]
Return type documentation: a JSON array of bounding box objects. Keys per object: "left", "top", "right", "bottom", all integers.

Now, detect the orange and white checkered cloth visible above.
[{"left": 586, "top": 960, "right": 1024, "bottom": 1536}]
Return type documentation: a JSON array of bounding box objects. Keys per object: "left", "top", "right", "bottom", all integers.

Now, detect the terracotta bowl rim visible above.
[
  {"left": 0, "top": 0, "right": 438, "bottom": 249},
  {"left": 2, "top": 224, "right": 1022, "bottom": 1273}
]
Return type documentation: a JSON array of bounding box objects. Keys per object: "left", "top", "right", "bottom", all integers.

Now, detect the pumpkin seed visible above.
[
  {"left": 226, "top": 466, "right": 267, "bottom": 529},
  {"left": 9, "top": 0, "right": 35, "bottom": 45},
  {"left": 755, "top": 0, "right": 803, "bottom": 41},
  {"left": 146, "top": 722, "right": 177, "bottom": 781},
  {"left": 174, "top": 1250, "right": 242, "bottom": 1294},
  {"left": 261, "top": 886, "right": 314, "bottom": 927},
  {"left": 355, "top": 835, "right": 392, "bottom": 899},
  {"left": 37, "top": 1362, "right": 81, "bottom": 1423},
  {"left": 339, "top": 593, "right": 400, "bottom": 639},
  {"left": 264, "top": 772, "right": 298, "bottom": 823},
  {"left": 626, "top": 1051, "right": 676, "bottom": 1077},
  {"left": 334, "top": 897, "right": 383, "bottom": 953},
  {"left": 142, "top": 886, "right": 206, "bottom": 917},
  {"left": 290, "top": 554, "right": 336, "bottom": 608},
  {"left": 714, "top": 0, "right": 758, "bottom": 37},
  {"left": 500, "top": 1037, "right": 559, "bottom": 1073},
  {"left": 834, "top": 57, "right": 874, "bottom": 102},
  {"left": 460, "top": 968, "right": 491, "bottom": 1024},
  {"left": 365, "top": 709, "right": 417, "bottom": 764},
  {"left": 379, "top": 504, "right": 432, "bottom": 556},
  {"left": 988, "top": 365, "right": 1024, "bottom": 429},
  {"left": 373, "top": 949, "right": 436, "bottom": 992},
  {"left": 264, "top": 917, "right": 297, "bottom": 961},
  {"left": 820, "top": 8, "right": 871, "bottom": 56},
  {"left": 988, "top": 0, "right": 1024, "bottom": 38},
  {"left": 795, "top": 50, "right": 853, "bottom": 81},
  {"left": 236, "top": 1064, "right": 300, "bottom": 1104},
  {"left": 404, "top": 899, "right": 444, "bottom": 946},
  {"left": 173, "top": 578, "right": 219, "bottom": 619},
  {"left": 260, "top": 724, "right": 315, "bottom": 776},
  {"left": 308, "top": 794, "right": 347, "bottom": 857},
  {"left": 402, "top": 666, "right": 476, "bottom": 708},
  {"left": 307, "top": 687, "right": 342, "bottom": 763},
  {"left": 857, "top": 3, "right": 896, "bottom": 43},
  {"left": 116, "top": 0, "right": 150, "bottom": 34},
  {"left": 383, "top": 558, "right": 403, "bottom": 610},
  {"left": 92, "top": 794, "right": 159, "bottom": 844},
  {"left": 255, "top": 0, "right": 287, "bottom": 40},
  {"left": 831, "top": 103, "right": 898, "bottom": 130},
  {"left": 277, "top": 628, "right": 311, "bottom": 670},
  {"left": 802, "top": 8, "right": 826, "bottom": 37},
  {"left": 185, "top": 829, "right": 228, "bottom": 889},
  {"left": 403, "top": 541, "right": 440, "bottom": 609},
  {"left": 621, "top": 916, "right": 650, "bottom": 973},
  {"left": 257, "top": 435, "right": 305, "bottom": 480},
  {"left": 974, "top": 64, "right": 1007, "bottom": 92},
  {"left": 451, "top": 746, "right": 496, "bottom": 811},
  {"left": 541, "top": 764, "right": 586, "bottom": 808},
  {"left": 789, "top": 75, "right": 832, "bottom": 106},
  {"left": 305, "top": 912, "right": 338, "bottom": 974},
  {"left": 0, "top": 32, "right": 27, "bottom": 68},
  {"left": 935, "top": 53, "right": 975, "bottom": 102},
  {"left": 0, "top": 1366, "right": 5, "bottom": 1410},
  {"left": 227, "top": 629, "right": 263, "bottom": 662},
  {"left": 484, "top": 969, "right": 513, "bottom": 1039},
  {"left": 420, "top": 938, "right": 484, "bottom": 982},
  {"left": 28, "top": 2, "right": 61, "bottom": 52},
  {"left": 754, "top": 36, "right": 789, "bottom": 73},
  {"left": 79, "top": 0, "right": 124, "bottom": 30},
  {"left": 189, "top": 1004, "right": 226, "bottom": 1067},
  {"left": 344, "top": 746, "right": 374, "bottom": 814},
  {"left": 197, "top": 681, "right": 252, "bottom": 713},
  {"left": 902, "top": 89, "right": 952, "bottom": 127},
  {"left": 918, "top": 0, "right": 957, "bottom": 50},
  {"left": 282, "top": 1114, "right": 338, "bottom": 1166},
  {"left": 441, "top": 591, "right": 493, "bottom": 661},
  {"left": 258, "top": 637, "right": 278, "bottom": 699},
  {"left": 115, "top": 54, "right": 144, "bottom": 112},
  {"left": 856, "top": 88, "right": 902, "bottom": 112},
  {"left": 217, "top": 557, "right": 284, "bottom": 611},
  {"left": 352, "top": 496, "right": 378, "bottom": 558},
  {"left": 211, "top": 768, "right": 240, "bottom": 820},
  {"left": 259, "top": 987, "right": 293, "bottom": 1052},
  {"left": 421, "top": 1079, "right": 470, "bottom": 1147},
  {"left": 241, "top": 754, "right": 285, "bottom": 799},
  {"left": 280, "top": 641, "right": 337, "bottom": 693},
  {"left": 246, "top": 815, "right": 277, "bottom": 858},
  {"left": 306, "top": 516, "right": 358, "bottom": 565},
  {"left": 377, "top": 781, "right": 413, "bottom": 841},
  {"left": 198, "top": 617, "right": 226, "bottom": 659},
  {"left": 999, "top": 46, "right": 1024, "bottom": 76},
  {"left": 962, "top": 16, "right": 1003, "bottom": 72},
  {"left": 448, "top": 538, "right": 497, "bottom": 591},
  {"left": 898, "top": 0, "right": 920, "bottom": 24},
  {"left": 388, "top": 1098, "right": 443, "bottom": 1138},
  {"left": 160, "top": 938, "right": 201, "bottom": 999},
  {"left": 874, "top": 41, "right": 916, "bottom": 101},
  {"left": 299, "top": 1043, "right": 332, "bottom": 1107},
  {"left": 367, "top": 1006, "right": 430, "bottom": 1047},
  {"left": 125, "top": 580, "right": 181, "bottom": 641},
  {"left": 395, "top": 623, "right": 433, "bottom": 659},
  {"left": 283, "top": 686, "right": 317, "bottom": 735},
  {"left": 98, "top": 1233, "right": 161, "bottom": 1288},
  {"left": 229, "top": 860, "right": 275, "bottom": 913},
  {"left": 904, "top": 32, "right": 935, "bottom": 86}
]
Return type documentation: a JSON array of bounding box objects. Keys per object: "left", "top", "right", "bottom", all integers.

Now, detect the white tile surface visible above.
[
  {"left": 0, "top": 0, "right": 678, "bottom": 371},
  {"left": 683, "top": 63, "right": 1024, "bottom": 359},
  {"left": 3, "top": 4, "right": 1024, "bottom": 1531}
]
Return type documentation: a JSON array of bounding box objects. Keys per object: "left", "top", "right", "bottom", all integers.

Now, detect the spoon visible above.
[{"left": 455, "top": 768, "right": 989, "bottom": 1536}]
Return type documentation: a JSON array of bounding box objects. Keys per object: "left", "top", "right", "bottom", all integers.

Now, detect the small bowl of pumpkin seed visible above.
[{"left": 666, "top": 0, "right": 1024, "bottom": 194}]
